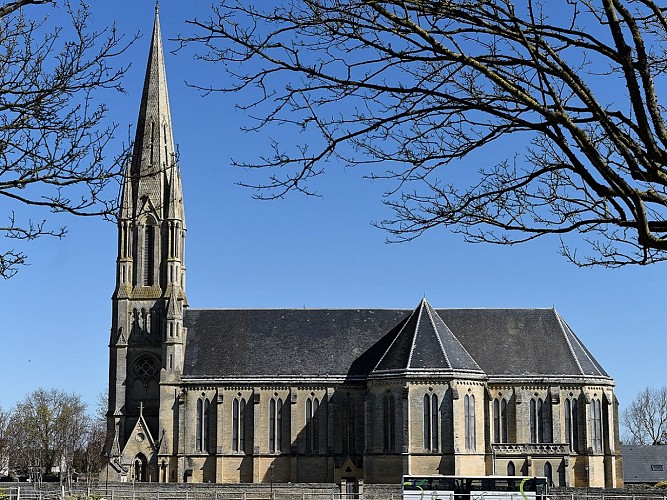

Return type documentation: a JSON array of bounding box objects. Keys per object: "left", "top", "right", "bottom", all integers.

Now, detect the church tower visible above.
[{"left": 106, "top": 5, "right": 186, "bottom": 481}]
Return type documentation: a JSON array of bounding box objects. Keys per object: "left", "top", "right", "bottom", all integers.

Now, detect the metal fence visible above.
[
  {"left": 0, "top": 486, "right": 61, "bottom": 500},
  {"left": 5, "top": 487, "right": 667, "bottom": 500},
  {"left": 0, "top": 487, "right": 358, "bottom": 500},
  {"left": 1, "top": 487, "right": 356, "bottom": 500}
]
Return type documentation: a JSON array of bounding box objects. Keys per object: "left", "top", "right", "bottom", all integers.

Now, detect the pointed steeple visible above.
[
  {"left": 106, "top": 6, "right": 187, "bottom": 479},
  {"left": 371, "top": 298, "right": 484, "bottom": 377},
  {"left": 113, "top": 5, "right": 186, "bottom": 294},
  {"left": 131, "top": 6, "right": 177, "bottom": 211}
]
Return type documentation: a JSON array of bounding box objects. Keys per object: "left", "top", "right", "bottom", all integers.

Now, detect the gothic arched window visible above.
[
  {"left": 530, "top": 398, "right": 543, "bottom": 443},
  {"left": 143, "top": 223, "right": 155, "bottom": 286},
  {"left": 572, "top": 398, "right": 579, "bottom": 451},
  {"left": 544, "top": 461, "right": 553, "bottom": 486},
  {"left": 129, "top": 354, "right": 159, "bottom": 406},
  {"left": 493, "top": 397, "right": 508, "bottom": 443},
  {"left": 195, "top": 398, "right": 210, "bottom": 453},
  {"left": 464, "top": 394, "right": 475, "bottom": 450},
  {"left": 203, "top": 398, "right": 210, "bottom": 452},
  {"left": 565, "top": 398, "right": 579, "bottom": 452},
  {"left": 537, "top": 398, "right": 545, "bottom": 443},
  {"left": 501, "top": 398, "right": 508, "bottom": 443},
  {"left": 590, "top": 398, "right": 603, "bottom": 453},
  {"left": 423, "top": 393, "right": 439, "bottom": 451},
  {"left": 342, "top": 396, "right": 356, "bottom": 454},
  {"left": 232, "top": 397, "right": 246, "bottom": 453},
  {"left": 530, "top": 396, "right": 552, "bottom": 444},
  {"left": 196, "top": 398, "right": 203, "bottom": 452},
  {"left": 269, "top": 397, "right": 283, "bottom": 453},
  {"left": 507, "top": 461, "right": 515, "bottom": 476},
  {"left": 306, "top": 396, "right": 320, "bottom": 453},
  {"left": 383, "top": 394, "right": 396, "bottom": 453}
]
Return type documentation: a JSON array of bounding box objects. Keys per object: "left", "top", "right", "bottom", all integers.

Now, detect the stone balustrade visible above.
[{"left": 492, "top": 443, "right": 570, "bottom": 455}]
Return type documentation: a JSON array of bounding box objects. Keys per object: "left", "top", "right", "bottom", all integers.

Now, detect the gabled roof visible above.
[
  {"left": 181, "top": 306, "right": 612, "bottom": 383},
  {"left": 370, "top": 298, "right": 483, "bottom": 377},
  {"left": 622, "top": 445, "right": 667, "bottom": 484},
  {"left": 121, "top": 407, "right": 157, "bottom": 455}
]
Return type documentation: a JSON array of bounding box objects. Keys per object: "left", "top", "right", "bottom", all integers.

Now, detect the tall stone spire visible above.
[
  {"left": 107, "top": 7, "right": 187, "bottom": 477},
  {"left": 115, "top": 5, "right": 186, "bottom": 295},
  {"left": 134, "top": 5, "right": 174, "bottom": 169},
  {"left": 128, "top": 6, "right": 178, "bottom": 216}
]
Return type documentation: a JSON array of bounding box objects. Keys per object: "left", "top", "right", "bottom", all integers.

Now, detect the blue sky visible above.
[{"left": 0, "top": 1, "right": 663, "bottom": 434}]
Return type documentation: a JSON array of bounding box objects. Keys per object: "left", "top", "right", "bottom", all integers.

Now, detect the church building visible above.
[{"left": 103, "top": 7, "right": 623, "bottom": 489}]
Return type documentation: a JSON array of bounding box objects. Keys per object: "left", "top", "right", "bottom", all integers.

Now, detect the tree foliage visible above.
[
  {"left": 622, "top": 386, "right": 667, "bottom": 445},
  {"left": 183, "top": 0, "right": 667, "bottom": 267},
  {"left": 2, "top": 388, "right": 103, "bottom": 482},
  {"left": 0, "top": 0, "right": 134, "bottom": 279}
]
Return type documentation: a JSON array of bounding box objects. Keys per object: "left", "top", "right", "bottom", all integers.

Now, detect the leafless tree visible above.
[
  {"left": 73, "top": 390, "right": 107, "bottom": 481},
  {"left": 622, "top": 387, "right": 667, "bottom": 445},
  {"left": 0, "top": 0, "right": 134, "bottom": 279},
  {"left": 0, "top": 404, "right": 10, "bottom": 476},
  {"left": 6, "top": 388, "right": 89, "bottom": 481},
  {"left": 182, "top": 0, "right": 667, "bottom": 267}
]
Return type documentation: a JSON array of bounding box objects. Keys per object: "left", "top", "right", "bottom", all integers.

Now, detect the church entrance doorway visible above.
[
  {"left": 343, "top": 477, "right": 358, "bottom": 498},
  {"left": 133, "top": 453, "right": 148, "bottom": 482}
]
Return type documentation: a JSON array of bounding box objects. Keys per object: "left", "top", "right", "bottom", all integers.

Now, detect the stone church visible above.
[{"left": 103, "top": 7, "right": 623, "bottom": 489}]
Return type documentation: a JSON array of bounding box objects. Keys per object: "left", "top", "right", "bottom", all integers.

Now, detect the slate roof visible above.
[
  {"left": 182, "top": 303, "right": 611, "bottom": 382},
  {"left": 182, "top": 308, "right": 409, "bottom": 380},
  {"left": 622, "top": 445, "right": 667, "bottom": 484},
  {"left": 371, "top": 299, "right": 483, "bottom": 376},
  {"left": 437, "top": 308, "right": 609, "bottom": 378}
]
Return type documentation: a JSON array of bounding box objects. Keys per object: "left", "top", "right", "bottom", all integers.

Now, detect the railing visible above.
[
  {"left": 0, "top": 486, "right": 20, "bottom": 500},
  {"left": 8, "top": 486, "right": 667, "bottom": 500},
  {"left": 0, "top": 486, "right": 61, "bottom": 500},
  {"left": 492, "top": 443, "right": 570, "bottom": 455}
]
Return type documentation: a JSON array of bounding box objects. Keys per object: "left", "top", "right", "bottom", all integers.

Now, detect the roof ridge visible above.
[
  {"left": 186, "top": 307, "right": 412, "bottom": 311},
  {"left": 430, "top": 305, "right": 482, "bottom": 372},
  {"left": 424, "top": 300, "right": 451, "bottom": 369},
  {"left": 185, "top": 306, "right": 559, "bottom": 311},
  {"left": 370, "top": 310, "right": 414, "bottom": 373},
  {"left": 406, "top": 300, "right": 424, "bottom": 368},
  {"left": 554, "top": 310, "right": 585, "bottom": 375},
  {"left": 556, "top": 310, "right": 606, "bottom": 377}
]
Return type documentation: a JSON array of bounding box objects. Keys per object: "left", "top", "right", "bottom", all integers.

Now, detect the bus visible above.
[{"left": 402, "top": 475, "right": 548, "bottom": 500}]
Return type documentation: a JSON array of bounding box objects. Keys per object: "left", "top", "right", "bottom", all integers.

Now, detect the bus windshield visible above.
[{"left": 402, "top": 475, "right": 548, "bottom": 500}]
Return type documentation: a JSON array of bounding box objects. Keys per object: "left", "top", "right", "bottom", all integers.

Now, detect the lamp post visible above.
[{"left": 584, "top": 464, "right": 590, "bottom": 499}]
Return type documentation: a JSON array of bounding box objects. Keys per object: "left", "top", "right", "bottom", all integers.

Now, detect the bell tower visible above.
[{"left": 106, "top": 4, "right": 186, "bottom": 480}]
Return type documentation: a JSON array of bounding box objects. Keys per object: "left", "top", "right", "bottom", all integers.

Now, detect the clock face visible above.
[{"left": 136, "top": 433, "right": 145, "bottom": 442}]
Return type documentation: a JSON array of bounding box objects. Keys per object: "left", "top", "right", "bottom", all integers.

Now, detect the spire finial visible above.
[{"left": 155, "top": 0, "right": 159, "bottom": 14}]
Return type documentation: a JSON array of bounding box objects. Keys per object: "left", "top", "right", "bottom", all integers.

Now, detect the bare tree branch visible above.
[
  {"left": 0, "top": 0, "right": 136, "bottom": 278},
  {"left": 622, "top": 387, "right": 667, "bottom": 445},
  {"left": 180, "top": 0, "right": 667, "bottom": 267}
]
